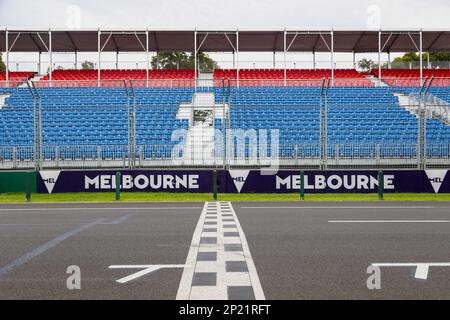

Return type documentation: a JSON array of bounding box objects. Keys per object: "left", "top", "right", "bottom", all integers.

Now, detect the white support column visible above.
[
  {"left": 232, "top": 51, "right": 235, "bottom": 69},
  {"left": 5, "top": 29, "right": 9, "bottom": 84},
  {"left": 74, "top": 51, "right": 78, "bottom": 69},
  {"left": 313, "top": 51, "right": 316, "bottom": 70},
  {"left": 427, "top": 51, "right": 430, "bottom": 69},
  {"left": 115, "top": 51, "right": 119, "bottom": 69},
  {"left": 273, "top": 51, "right": 276, "bottom": 69},
  {"left": 146, "top": 29, "right": 149, "bottom": 87},
  {"left": 49, "top": 29, "right": 52, "bottom": 82},
  {"left": 194, "top": 29, "right": 197, "bottom": 89},
  {"left": 387, "top": 52, "right": 391, "bottom": 69},
  {"left": 283, "top": 29, "right": 287, "bottom": 86},
  {"left": 378, "top": 30, "right": 382, "bottom": 84},
  {"left": 331, "top": 30, "right": 334, "bottom": 82},
  {"left": 97, "top": 29, "right": 101, "bottom": 84},
  {"left": 419, "top": 29, "right": 423, "bottom": 86},
  {"left": 38, "top": 51, "right": 41, "bottom": 74},
  {"left": 236, "top": 30, "right": 239, "bottom": 87},
  {"left": 352, "top": 51, "right": 356, "bottom": 69}
]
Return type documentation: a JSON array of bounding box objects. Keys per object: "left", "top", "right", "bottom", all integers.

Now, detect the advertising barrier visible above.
[{"left": 36, "top": 169, "right": 450, "bottom": 194}]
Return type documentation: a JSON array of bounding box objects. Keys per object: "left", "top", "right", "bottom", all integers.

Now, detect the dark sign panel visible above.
[{"left": 37, "top": 169, "right": 449, "bottom": 194}]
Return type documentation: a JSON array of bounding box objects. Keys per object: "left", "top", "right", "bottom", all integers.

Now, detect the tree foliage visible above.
[
  {"left": 151, "top": 52, "right": 218, "bottom": 71},
  {"left": 0, "top": 53, "right": 6, "bottom": 72},
  {"left": 393, "top": 52, "right": 450, "bottom": 63},
  {"left": 357, "top": 58, "right": 388, "bottom": 72},
  {"left": 81, "top": 60, "right": 95, "bottom": 69}
]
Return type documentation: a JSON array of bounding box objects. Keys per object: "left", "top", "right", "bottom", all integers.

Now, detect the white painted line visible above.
[
  {"left": 102, "top": 213, "right": 137, "bottom": 225},
  {"left": 0, "top": 219, "right": 105, "bottom": 277},
  {"left": 109, "top": 265, "right": 186, "bottom": 283},
  {"left": 329, "top": 220, "right": 450, "bottom": 223},
  {"left": 241, "top": 206, "right": 445, "bottom": 210},
  {"left": 415, "top": 264, "right": 430, "bottom": 280},
  {"left": 371, "top": 263, "right": 450, "bottom": 280},
  {"left": 0, "top": 207, "right": 201, "bottom": 212}
]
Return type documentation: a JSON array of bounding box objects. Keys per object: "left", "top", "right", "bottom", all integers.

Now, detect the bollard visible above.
[
  {"left": 213, "top": 170, "right": 218, "bottom": 201},
  {"left": 25, "top": 171, "right": 32, "bottom": 202},
  {"left": 300, "top": 170, "right": 305, "bottom": 201},
  {"left": 115, "top": 172, "right": 121, "bottom": 201},
  {"left": 378, "top": 170, "right": 384, "bottom": 201}
]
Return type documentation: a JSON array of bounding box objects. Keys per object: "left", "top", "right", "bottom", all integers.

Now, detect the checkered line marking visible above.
[{"left": 176, "top": 201, "right": 265, "bottom": 300}]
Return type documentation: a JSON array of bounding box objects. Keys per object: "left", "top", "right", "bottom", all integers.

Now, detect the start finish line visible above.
[{"left": 36, "top": 169, "right": 449, "bottom": 194}]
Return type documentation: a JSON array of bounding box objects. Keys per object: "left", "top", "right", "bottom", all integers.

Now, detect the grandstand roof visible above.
[{"left": 1, "top": 29, "right": 450, "bottom": 53}]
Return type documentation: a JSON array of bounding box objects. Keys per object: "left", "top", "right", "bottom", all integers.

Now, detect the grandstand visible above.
[{"left": 0, "top": 29, "right": 449, "bottom": 169}]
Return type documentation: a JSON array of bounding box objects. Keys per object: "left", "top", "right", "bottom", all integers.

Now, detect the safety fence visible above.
[{"left": 0, "top": 78, "right": 449, "bottom": 170}]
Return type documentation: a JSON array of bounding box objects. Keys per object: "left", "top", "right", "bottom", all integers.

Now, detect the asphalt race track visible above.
[{"left": 0, "top": 201, "right": 449, "bottom": 300}]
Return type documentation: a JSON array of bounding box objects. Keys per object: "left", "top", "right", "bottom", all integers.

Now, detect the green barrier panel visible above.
[
  {"left": 0, "top": 171, "right": 37, "bottom": 193},
  {"left": 300, "top": 170, "right": 305, "bottom": 201},
  {"left": 378, "top": 170, "right": 384, "bottom": 201},
  {"left": 115, "top": 172, "right": 121, "bottom": 201}
]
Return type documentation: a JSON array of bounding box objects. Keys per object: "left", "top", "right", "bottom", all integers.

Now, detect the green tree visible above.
[
  {"left": 0, "top": 53, "right": 6, "bottom": 72},
  {"left": 151, "top": 52, "right": 218, "bottom": 71},
  {"left": 358, "top": 58, "right": 374, "bottom": 72},
  {"left": 358, "top": 58, "right": 388, "bottom": 72},
  {"left": 81, "top": 60, "right": 95, "bottom": 69},
  {"left": 392, "top": 52, "right": 450, "bottom": 68}
]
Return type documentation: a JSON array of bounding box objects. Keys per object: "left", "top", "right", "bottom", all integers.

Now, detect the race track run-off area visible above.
[{"left": 0, "top": 201, "right": 450, "bottom": 300}]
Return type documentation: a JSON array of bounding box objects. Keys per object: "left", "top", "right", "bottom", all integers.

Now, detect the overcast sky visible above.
[
  {"left": 1, "top": 0, "right": 449, "bottom": 29},
  {"left": 1, "top": 0, "right": 449, "bottom": 70}
]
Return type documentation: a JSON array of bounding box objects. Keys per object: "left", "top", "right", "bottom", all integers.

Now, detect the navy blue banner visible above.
[
  {"left": 220, "top": 170, "right": 450, "bottom": 194},
  {"left": 37, "top": 170, "right": 214, "bottom": 193},
  {"left": 37, "top": 169, "right": 449, "bottom": 194}
]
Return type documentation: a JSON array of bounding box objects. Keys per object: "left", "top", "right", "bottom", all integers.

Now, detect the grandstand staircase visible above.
[
  {"left": 183, "top": 91, "right": 216, "bottom": 164},
  {"left": 196, "top": 72, "right": 214, "bottom": 87},
  {"left": 366, "top": 75, "right": 388, "bottom": 87},
  {"left": 394, "top": 92, "right": 450, "bottom": 125},
  {"left": 0, "top": 94, "right": 9, "bottom": 110},
  {"left": 179, "top": 80, "right": 228, "bottom": 164}
]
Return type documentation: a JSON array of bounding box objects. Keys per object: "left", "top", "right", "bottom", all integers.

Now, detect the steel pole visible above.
[
  {"left": 97, "top": 29, "right": 101, "bottom": 86},
  {"left": 49, "top": 29, "right": 52, "bottom": 82},
  {"left": 5, "top": 29, "right": 9, "bottom": 85},
  {"left": 419, "top": 29, "right": 423, "bottom": 86},
  {"left": 331, "top": 30, "right": 334, "bottom": 82},
  {"left": 236, "top": 30, "right": 239, "bottom": 87},
  {"left": 284, "top": 29, "right": 287, "bottom": 86},
  {"left": 378, "top": 30, "right": 382, "bottom": 85},
  {"left": 194, "top": 30, "right": 197, "bottom": 90},
  {"left": 146, "top": 29, "right": 149, "bottom": 87}
]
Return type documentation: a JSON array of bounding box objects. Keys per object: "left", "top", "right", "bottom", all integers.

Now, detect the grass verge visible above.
[{"left": 0, "top": 192, "right": 450, "bottom": 203}]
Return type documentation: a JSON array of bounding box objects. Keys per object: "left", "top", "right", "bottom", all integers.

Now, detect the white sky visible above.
[{"left": 1, "top": 0, "right": 449, "bottom": 71}]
